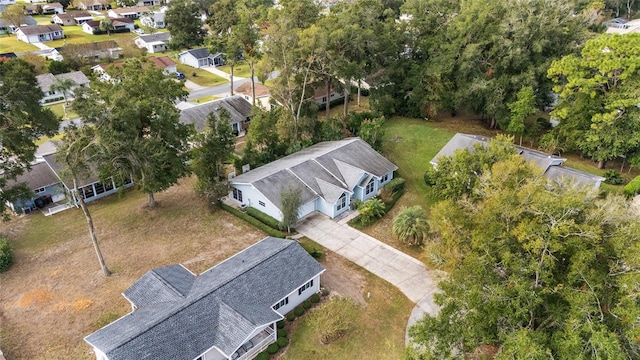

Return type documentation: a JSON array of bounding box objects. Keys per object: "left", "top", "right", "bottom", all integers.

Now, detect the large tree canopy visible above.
[
  {"left": 0, "top": 59, "right": 58, "bottom": 217},
  {"left": 166, "top": 0, "right": 207, "bottom": 50},
  {"left": 410, "top": 155, "right": 640, "bottom": 359},
  {"left": 549, "top": 33, "right": 640, "bottom": 169},
  {"left": 72, "top": 58, "right": 192, "bottom": 207}
]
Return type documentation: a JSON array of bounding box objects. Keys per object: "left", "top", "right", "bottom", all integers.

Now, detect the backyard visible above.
[
  {"left": 0, "top": 177, "right": 411, "bottom": 359},
  {"left": 177, "top": 64, "right": 228, "bottom": 87}
]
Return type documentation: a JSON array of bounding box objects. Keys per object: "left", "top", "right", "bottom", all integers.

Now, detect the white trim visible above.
[{"left": 271, "top": 270, "right": 325, "bottom": 310}]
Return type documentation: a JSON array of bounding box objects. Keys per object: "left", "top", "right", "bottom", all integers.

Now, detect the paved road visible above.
[{"left": 296, "top": 212, "right": 441, "bottom": 345}]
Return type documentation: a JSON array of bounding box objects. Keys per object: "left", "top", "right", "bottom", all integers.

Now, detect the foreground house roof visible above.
[
  {"left": 231, "top": 137, "right": 398, "bottom": 207},
  {"left": 3, "top": 161, "right": 60, "bottom": 190},
  {"left": 85, "top": 237, "right": 324, "bottom": 360},
  {"left": 431, "top": 133, "right": 605, "bottom": 189}
]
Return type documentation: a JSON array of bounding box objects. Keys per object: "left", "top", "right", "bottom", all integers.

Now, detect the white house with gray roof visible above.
[
  {"left": 431, "top": 133, "right": 605, "bottom": 189},
  {"left": 229, "top": 137, "right": 398, "bottom": 221},
  {"left": 178, "top": 48, "right": 225, "bottom": 68},
  {"left": 36, "top": 71, "right": 90, "bottom": 104},
  {"left": 179, "top": 96, "right": 252, "bottom": 136},
  {"left": 85, "top": 237, "right": 324, "bottom": 360}
]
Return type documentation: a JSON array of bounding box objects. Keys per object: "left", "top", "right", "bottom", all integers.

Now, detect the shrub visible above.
[
  {"left": 220, "top": 203, "right": 286, "bottom": 237},
  {"left": 383, "top": 188, "right": 404, "bottom": 213},
  {"left": 286, "top": 312, "right": 296, "bottom": 322},
  {"left": 603, "top": 170, "right": 625, "bottom": 185},
  {"left": 277, "top": 337, "right": 288, "bottom": 347},
  {"left": 386, "top": 177, "right": 405, "bottom": 193},
  {"left": 247, "top": 207, "right": 283, "bottom": 230},
  {"left": 424, "top": 166, "right": 437, "bottom": 186},
  {"left": 303, "top": 299, "right": 312, "bottom": 309},
  {"left": 0, "top": 237, "right": 13, "bottom": 273},
  {"left": 276, "top": 320, "right": 285, "bottom": 329},
  {"left": 310, "top": 293, "right": 320, "bottom": 303},
  {"left": 294, "top": 305, "right": 305, "bottom": 316},
  {"left": 299, "top": 240, "right": 324, "bottom": 259},
  {"left": 277, "top": 329, "right": 287, "bottom": 338},
  {"left": 267, "top": 343, "right": 279, "bottom": 354},
  {"left": 357, "top": 198, "right": 386, "bottom": 226},
  {"left": 256, "top": 352, "right": 269, "bottom": 360},
  {"left": 308, "top": 297, "right": 358, "bottom": 344},
  {"left": 350, "top": 199, "right": 362, "bottom": 210},
  {"left": 192, "top": 72, "right": 197, "bottom": 77},
  {"left": 624, "top": 175, "right": 640, "bottom": 197}
]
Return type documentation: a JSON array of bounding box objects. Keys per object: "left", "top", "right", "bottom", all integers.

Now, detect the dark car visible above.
[{"left": 175, "top": 72, "right": 185, "bottom": 80}]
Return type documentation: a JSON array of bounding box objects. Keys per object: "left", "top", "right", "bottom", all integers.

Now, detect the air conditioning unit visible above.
[{"left": 239, "top": 204, "right": 248, "bottom": 212}]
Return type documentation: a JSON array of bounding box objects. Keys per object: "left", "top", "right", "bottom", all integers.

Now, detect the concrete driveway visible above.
[{"left": 296, "top": 212, "right": 441, "bottom": 344}]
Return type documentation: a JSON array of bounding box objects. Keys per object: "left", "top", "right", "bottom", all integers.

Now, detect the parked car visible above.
[
  {"left": 133, "top": 28, "right": 144, "bottom": 34},
  {"left": 175, "top": 71, "right": 185, "bottom": 80}
]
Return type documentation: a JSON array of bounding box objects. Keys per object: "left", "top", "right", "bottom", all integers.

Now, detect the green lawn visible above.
[
  {"left": 191, "top": 95, "right": 221, "bottom": 103},
  {"left": 177, "top": 64, "right": 228, "bottom": 87},
  {"left": 217, "top": 62, "right": 253, "bottom": 78},
  {"left": 0, "top": 35, "right": 39, "bottom": 53},
  {"left": 32, "top": 15, "right": 54, "bottom": 25},
  {"left": 45, "top": 102, "right": 79, "bottom": 120},
  {"left": 282, "top": 239, "right": 412, "bottom": 360},
  {"left": 47, "top": 26, "right": 137, "bottom": 47}
]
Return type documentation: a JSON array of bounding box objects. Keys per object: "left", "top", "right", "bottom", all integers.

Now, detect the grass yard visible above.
[
  {"left": 0, "top": 177, "right": 267, "bottom": 360},
  {"left": 177, "top": 64, "right": 228, "bottom": 87},
  {"left": 217, "top": 62, "right": 253, "bottom": 78},
  {"left": 282, "top": 239, "right": 412, "bottom": 360},
  {"left": 0, "top": 35, "right": 39, "bottom": 53},
  {"left": 45, "top": 102, "right": 79, "bottom": 119},
  {"left": 318, "top": 96, "right": 371, "bottom": 119},
  {"left": 46, "top": 26, "right": 137, "bottom": 48},
  {"left": 191, "top": 95, "right": 221, "bottom": 103}
]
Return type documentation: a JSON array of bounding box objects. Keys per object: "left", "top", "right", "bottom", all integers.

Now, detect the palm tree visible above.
[
  {"left": 50, "top": 78, "right": 75, "bottom": 119},
  {"left": 100, "top": 18, "right": 114, "bottom": 36},
  {"left": 392, "top": 206, "right": 430, "bottom": 246}
]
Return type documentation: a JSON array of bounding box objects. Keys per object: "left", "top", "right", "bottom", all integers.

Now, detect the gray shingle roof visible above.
[
  {"left": 36, "top": 71, "right": 89, "bottom": 93},
  {"left": 179, "top": 96, "right": 252, "bottom": 132},
  {"left": 85, "top": 237, "right": 324, "bottom": 360},
  {"left": 123, "top": 265, "right": 195, "bottom": 309},
  {"left": 3, "top": 161, "right": 60, "bottom": 190},
  {"left": 17, "top": 24, "right": 62, "bottom": 35},
  {"left": 42, "top": 153, "right": 100, "bottom": 188},
  {"left": 231, "top": 138, "right": 397, "bottom": 208},
  {"left": 137, "top": 32, "right": 170, "bottom": 44},
  {"left": 431, "top": 133, "right": 605, "bottom": 189},
  {"left": 181, "top": 47, "right": 211, "bottom": 60}
]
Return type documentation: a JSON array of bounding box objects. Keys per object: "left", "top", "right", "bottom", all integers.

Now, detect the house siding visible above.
[
  {"left": 273, "top": 273, "right": 321, "bottom": 316},
  {"left": 10, "top": 183, "right": 65, "bottom": 214},
  {"left": 179, "top": 53, "right": 199, "bottom": 68}
]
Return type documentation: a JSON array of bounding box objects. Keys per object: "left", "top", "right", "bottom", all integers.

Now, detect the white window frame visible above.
[
  {"left": 365, "top": 178, "right": 375, "bottom": 195},
  {"left": 336, "top": 193, "right": 347, "bottom": 211}
]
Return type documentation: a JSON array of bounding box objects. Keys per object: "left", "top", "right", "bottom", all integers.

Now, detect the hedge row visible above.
[
  {"left": 385, "top": 177, "right": 405, "bottom": 193},
  {"left": 624, "top": 175, "right": 640, "bottom": 197},
  {"left": 0, "top": 237, "right": 12, "bottom": 273},
  {"left": 247, "top": 207, "right": 284, "bottom": 231},
  {"left": 220, "top": 203, "right": 286, "bottom": 238}
]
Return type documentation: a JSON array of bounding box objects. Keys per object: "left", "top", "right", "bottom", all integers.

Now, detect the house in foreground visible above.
[
  {"left": 179, "top": 96, "right": 252, "bottom": 136},
  {"left": 36, "top": 71, "right": 90, "bottom": 104},
  {"left": 431, "top": 133, "right": 605, "bottom": 189},
  {"left": 229, "top": 137, "right": 397, "bottom": 221},
  {"left": 85, "top": 237, "right": 324, "bottom": 360},
  {"left": 16, "top": 24, "right": 64, "bottom": 43}
]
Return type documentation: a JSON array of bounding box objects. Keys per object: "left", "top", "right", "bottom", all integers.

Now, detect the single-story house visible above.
[
  {"left": 431, "top": 133, "right": 606, "bottom": 189},
  {"left": 36, "top": 71, "right": 90, "bottom": 104},
  {"left": 107, "top": 6, "right": 149, "bottom": 19},
  {"left": 0, "top": 16, "right": 37, "bottom": 34},
  {"left": 134, "top": 32, "right": 170, "bottom": 53},
  {"left": 605, "top": 18, "right": 640, "bottom": 34},
  {"left": 178, "top": 48, "right": 224, "bottom": 68},
  {"left": 136, "top": 0, "right": 160, "bottom": 6},
  {"left": 140, "top": 11, "right": 165, "bottom": 29},
  {"left": 236, "top": 82, "right": 276, "bottom": 110},
  {"left": 92, "top": 55, "right": 176, "bottom": 81},
  {"left": 76, "top": 0, "right": 109, "bottom": 11},
  {"left": 82, "top": 18, "right": 134, "bottom": 34},
  {"left": 61, "top": 40, "right": 122, "bottom": 61},
  {"left": 24, "top": 2, "right": 64, "bottom": 14},
  {"left": 16, "top": 24, "right": 64, "bottom": 43},
  {"left": 314, "top": 82, "right": 345, "bottom": 106},
  {"left": 52, "top": 11, "right": 93, "bottom": 25},
  {"left": 179, "top": 95, "right": 252, "bottom": 136},
  {"left": 229, "top": 137, "right": 397, "bottom": 221},
  {"left": 85, "top": 237, "right": 324, "bottom": 360}
]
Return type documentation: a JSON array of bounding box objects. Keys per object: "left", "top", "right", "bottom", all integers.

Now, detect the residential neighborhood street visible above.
[{"left": 295, "top": 212, "right": 441, "bottom": 345}]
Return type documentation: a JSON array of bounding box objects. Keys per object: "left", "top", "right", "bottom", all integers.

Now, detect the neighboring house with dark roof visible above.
[
  {"left": 179, "top": 96, "right": 252, "bottom": 135},
  {"left": 85, "top": 237, "right": 325, "bottom": 360},
  {"left": 3, "top": 161, "right": 65, "bottom": 214},
  {"left": 82, "top": 18, "right": 134, "bottom": 34},
  {"left": 16, "top": 24, "right": 63, "bottom": 43},
  {"left": 431, "top": 133, "right": 605, "bottom": 189},
  {"left": 52, "top": 11, "right": 93, "bottom": 25},
  {"left": 0, "top": 52, "right": 17, "bottom": 60},
  {"left": 107, "top": 6, "right": 149, "bottom": 19},
  {"left": 140, "top": 11, "right": 165, "bottom": 28},
  {"left": 178, "top": 48, "right": 224, "bottom": 68},
  {"left": 229, "top": 137, "right": 398, "bottom": 221},
  {"left": 61, "top": 40, "right": 122, "bottom": 61},
  {"left": 133, "top": 32, "right": 170, "bottom": 53},
  {"left": 236, "top": 82, "right": 276, "bottom": 110},
  {"left": 36, "top": 71, "right": 90, "bottom": 104},
  {"left": 24, "top": 2, "right": 63, "bottom": 14},
  {"left": 313, "top": 82, "right": 345, "bottom": 106},
  {"left": 0, "top": 16, "right": 37, "bottom": 34}
]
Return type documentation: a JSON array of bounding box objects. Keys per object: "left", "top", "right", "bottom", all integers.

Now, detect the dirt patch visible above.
[
  {"left": 319, "top": 252, "right": 366, "bottom": 305},
  {"left": 15, "top": 288, "right": 53, "bottom": 308}
]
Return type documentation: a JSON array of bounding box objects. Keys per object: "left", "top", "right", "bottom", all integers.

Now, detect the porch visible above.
[{"left": 232, "top": 325, "right": 276, "bottom": 360}]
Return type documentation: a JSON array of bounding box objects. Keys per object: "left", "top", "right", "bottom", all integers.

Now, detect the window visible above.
[
  {"left": 365, "top": 178, "right": 375, "bottom": 195},
  {"left": 259, "top": 201, "right": 265, "bottom": 207},
  {"left": 336, "top": 193, "right": 347, "bottom": 211},
  {"left": 273, "top": 297, "right": 288, "bottom": 310},
  {"left": 81, "top": 185, "right": 94, "bottom": 199},
  {"left": 34, "top": 187, "right": 45, "bottom": 194},
  {"left": 322, "top": 96, "right": 327, "bottom": 103},
  {"left": 232, "top": 188, "right": 243, "bottom": 202},
  {"left": 298, "top": 279, "right": 314, "bottom": 295},
  {"left": 94, "top": 182, "right": 105, "bottom": 195},
  {"left": 381, "top": 174, "right": 389, "bottom": 183},
  {"left": 104, "top": 180, "right": 114, "bottom": 192}
]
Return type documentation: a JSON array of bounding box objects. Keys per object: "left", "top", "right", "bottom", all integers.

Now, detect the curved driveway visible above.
[{"left": 296, "top": 212, "right": 441, "bottom": 344}]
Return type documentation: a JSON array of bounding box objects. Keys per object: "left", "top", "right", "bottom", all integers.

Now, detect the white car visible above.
[{"left": 133, "top": 29, "right": 145, "bottom": 34}]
